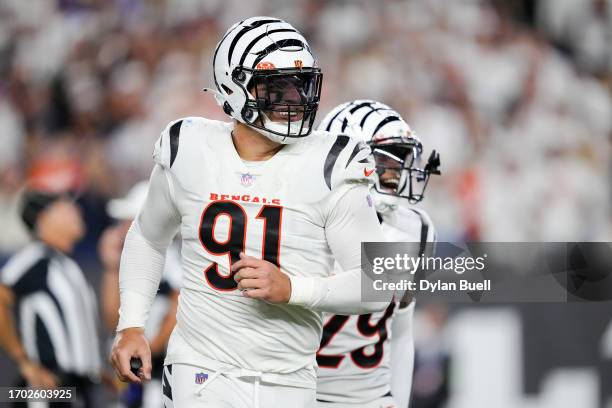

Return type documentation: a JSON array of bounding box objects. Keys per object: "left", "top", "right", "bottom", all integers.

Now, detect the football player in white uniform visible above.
[
  {"left": 315, "top": 100, "right": 441, "bottom": 408},
  {"left": 110, "top": 18, "right": 391, "bottom": 408}
]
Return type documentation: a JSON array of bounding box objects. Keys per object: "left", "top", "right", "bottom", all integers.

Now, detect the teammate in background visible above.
[
  {"left": 99, "top": 181, "right": 181, "bottom": 407},
  {"left": 110, "top": 17, "right": 390, "bottom": 408},
  {"left": 316, "top": 100, "right": 441, "bottom": 408}
]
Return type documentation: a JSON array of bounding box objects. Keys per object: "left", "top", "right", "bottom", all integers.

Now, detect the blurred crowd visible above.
[
  {"left": 0, "top": 1, "right": 610, "bottom": 407},
  {"left": 0, "top": 0, "right": 611, "bottom": 261}
]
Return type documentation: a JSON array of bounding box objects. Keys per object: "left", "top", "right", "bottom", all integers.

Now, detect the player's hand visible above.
[
  {"left": 19, "top": 360, "right": 59, "bottom": 388},
  {"left": 110, "top": 327, "right": 151, "bottom": 384},
  {"left": 232, "top": 253, "right": 291, "bottom": 304}
]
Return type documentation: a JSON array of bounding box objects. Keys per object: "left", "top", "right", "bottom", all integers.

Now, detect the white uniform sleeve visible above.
[
  {"left": 288, "top": 185, "right": 391, "bottom": 314},
  {"left": 116, "top": 164, "right": 181, "bottom": 331},
  {"left": 391, "top": 302, "right": 415, "bottom": 408},
  {"left": 163, "top": 241, "right": 183, "bottom": 290}
]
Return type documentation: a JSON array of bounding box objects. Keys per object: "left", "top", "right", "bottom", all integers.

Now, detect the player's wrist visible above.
[
  {"left": 117, "top": 290, "right": 154, "bottom": 332},
  {"left": 118, "top": 327, "right": 145, "bottom": 334},
  {"left": 287, "top": 275, "right": 317, "bottom": 307},
  {"left": 281, "top": 271, "right": 292, "bottom": 303}
]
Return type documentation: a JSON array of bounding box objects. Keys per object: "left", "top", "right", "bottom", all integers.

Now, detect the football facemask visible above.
[
  {"left": 370, "top": 136, "right": 441, "bottom": 204},
  {"left": 240, "top": 67, "right": 322, "bottom": 140}
]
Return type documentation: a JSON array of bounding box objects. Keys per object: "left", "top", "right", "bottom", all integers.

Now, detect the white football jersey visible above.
[
  {"left": 153, "top": 117, "right": 379, "bottom": 389},
  {"left": 316, "top": 205, "right": 435, "bottom": 403}
]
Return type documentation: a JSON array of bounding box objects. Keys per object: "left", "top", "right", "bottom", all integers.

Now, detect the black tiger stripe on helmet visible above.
[
  {"left": 319, "top": 100, "right": 402, "bottom": 139},
  {"left": 211, "top": 16, "right": 322, "bottom": 143},
  {"left": 227, "top": 18, "right": 282, "bottom": 64}
]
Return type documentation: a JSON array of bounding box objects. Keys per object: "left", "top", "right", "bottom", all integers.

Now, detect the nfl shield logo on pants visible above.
[{"left": 195, "top": 372, "right": 208, "bottom": 384}]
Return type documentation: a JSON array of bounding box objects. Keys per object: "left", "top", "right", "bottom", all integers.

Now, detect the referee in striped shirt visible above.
[{"left": 0, "top": 188, "right": 101, "bottom": 407}]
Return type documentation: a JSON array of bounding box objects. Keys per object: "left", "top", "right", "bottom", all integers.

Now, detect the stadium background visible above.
[{"left": 0, "top": 0, "right": 611, "bottom": 407}]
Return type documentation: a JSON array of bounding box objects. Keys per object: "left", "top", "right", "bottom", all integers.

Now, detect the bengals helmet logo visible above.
[{"left": 256, "top": 62, "right": 276, "bottom": 70}]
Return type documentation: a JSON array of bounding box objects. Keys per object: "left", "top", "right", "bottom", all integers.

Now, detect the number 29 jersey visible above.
[
  {"left": 153, "top": 117, "right": 378, "bottom": 389},
  {"left": 316, "top": 205, "right": 435, "bottom": 403}
]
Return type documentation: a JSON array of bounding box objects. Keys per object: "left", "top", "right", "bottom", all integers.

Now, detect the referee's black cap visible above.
[
  {"left": 20, "top": 190, "right": 63, "bottom": 232},
  {"left": 20, "top": 189, "right": 80, "bottom": 233}
]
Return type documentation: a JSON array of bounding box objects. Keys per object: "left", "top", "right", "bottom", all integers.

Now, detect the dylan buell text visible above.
[{"left": 372, "top": 279, "right": 492, "bottom": 293}]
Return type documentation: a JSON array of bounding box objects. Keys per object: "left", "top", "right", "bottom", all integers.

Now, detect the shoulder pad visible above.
[
  {"left": 153, "top": 119, "right": 185, "bottom": 169},
  {"left": 153, "top": 117, "right": 216, "bottom": 169},
  {"left": 322, "top": 133, "right": 375, "bottom": 190}
]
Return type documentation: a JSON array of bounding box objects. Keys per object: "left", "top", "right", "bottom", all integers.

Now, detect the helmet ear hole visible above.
[
  {"left": 243, "top": 108, "right": 254, "bottom": 120},
  {"left": 233, "top": 70, "right": 246, "bottom": 83},
  {"left": 223, "top": 102, "right": 233, "bottom": 115}
]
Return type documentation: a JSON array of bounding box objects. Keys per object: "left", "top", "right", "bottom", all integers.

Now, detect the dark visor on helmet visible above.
[{"left": 233, "top": 67, "right": 322, "bottom": 139}]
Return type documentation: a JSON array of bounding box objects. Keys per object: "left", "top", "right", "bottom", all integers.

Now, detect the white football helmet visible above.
[
  {"left": 318, "top": 100, "right": 441, "bottom": 213},
  {"left": 209, "top": 17, "right": 323, "bottom": 144}
]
